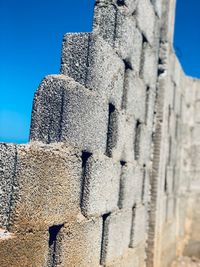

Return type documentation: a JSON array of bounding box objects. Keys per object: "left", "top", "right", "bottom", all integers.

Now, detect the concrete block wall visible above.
[{"left": 0, "top": 0, "right": 200, "bottom": 266}]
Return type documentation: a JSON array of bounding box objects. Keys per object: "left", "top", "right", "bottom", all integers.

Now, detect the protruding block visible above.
[
  {"left": 30, "top": 75, "right": 108, "bottom": 153},
  {"left": 82, "top": 154, "right": 121, "bottom": 217}
]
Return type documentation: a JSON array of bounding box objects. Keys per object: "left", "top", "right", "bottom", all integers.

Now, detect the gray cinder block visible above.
[
  {"left": 8, "top": 142, "right": 82, "bottom": 232},
  {"left": 106, "top": 110, "right": 126, "bottom": 161},
  {"left": 61, "top": 33, "right": 125, "bottom": 110},
  {"left": 139, "top": 125, "right": 153, "bottom": 165},
  {"left": 114, "top": 12, "right": 136, "bottom": 64},
  {"left": 129, "top": 204, "right": 147, "bottom": 248},
  {"left": 93, "top": 2, "right": 116, "bottom": 47},
  {"left": 140, "top": 43, "right": 158, "bottom": 88},
  {"left": 0, "top": 143, "right": 16, "bottom": 229},
  {"left": 94, "top": 3, "right": 141, "bottom": 70},
  {"left": 56, "top": 216, "right": 102, "bottom": 267},
  {"left": 123, "top": 70, "right": 146, "bottom": 122},
  {"left": 130, "top": 27, "right": 143, "bottom": 74},
  {"left": 136, "top": 0, "right": 156, "bottom": 46},
  {"left": 30, "top": 75, "right": 67, "bottom": 143},
  {"left": 101, "top": 210, "right": 132, "bottom": 265},
  {"left": 121, "top": 116, "right": 135, "bottom": 163},
  {"left": 30, "top": 75, "right": 108, "bottom": 153},
  {"left": 118, "top": 163, "right": 144, "bottom": 209},
  {"left": 81, "top": 154, "right": 121, "bottom": 217}
]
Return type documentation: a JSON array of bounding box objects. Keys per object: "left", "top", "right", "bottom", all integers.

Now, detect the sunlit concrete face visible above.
[{"left": 0, "top": 0, "right": 200, "bottom": 267}]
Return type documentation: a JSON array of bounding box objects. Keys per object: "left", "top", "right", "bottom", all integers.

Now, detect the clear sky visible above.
[{"left": 0, "top": 0, "right": 199, "bottom": 144}]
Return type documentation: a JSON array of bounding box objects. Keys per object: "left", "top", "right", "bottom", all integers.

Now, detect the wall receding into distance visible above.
[{"left": 0, "top": 0, "right": 200, "bottom": 266}]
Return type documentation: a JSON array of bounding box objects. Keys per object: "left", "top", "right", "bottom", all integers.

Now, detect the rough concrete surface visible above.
[{"left": 1, "top": 0, "right": 200, "bottom": 266}]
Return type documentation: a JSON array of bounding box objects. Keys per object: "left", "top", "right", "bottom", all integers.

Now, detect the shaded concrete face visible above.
[{"left": 1, "top": 0, "right": 200, "bottom": 266}]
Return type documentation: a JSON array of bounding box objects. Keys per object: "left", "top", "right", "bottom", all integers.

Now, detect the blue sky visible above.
[{"left": 0, "top": 0, "right": 199, "bottom": 144}]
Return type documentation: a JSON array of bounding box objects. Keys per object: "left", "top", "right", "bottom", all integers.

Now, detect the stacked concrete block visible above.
[
  {"left": 106, "top": 246, "right": 146, "bottom": 267},
  {"left": 54, "top": 216, "right": 102, "bottom": 267},
  {"left": 0, "top": 144, "right": 16, "bottom": 229},
  {"left": 118, "top": 163, "right": 144, "bottom": 209},
  {"left": 8, "top": 142, "right": 82, "bottom": 232},
  {"left": 151, "top": 0, "right": 162, "bottom": 18},
  {"left": 1, "top": 0, "right": 200, "bottom": 266},
  {"left": 135, "top": 0, "right": 156, "bottom": 46},
  {"left": 0, "top": 231, "right": 48, "bottom": 267},
  {"left": 93, "top": 1, "right": 142, "bottom": 70},
  {"left": 81, "top": 154, "right": 121, "bottom": 217},
  {"left": 140, "top": 43, "right": 158, "bottom": 88},
  {"left": 101, "top": 209, "right": 132, "bottom": 265},
  {"left": 30, "top": 75, "right": 108, "bottom": 153},
  {"left": 123, "top": 71, "right": 146, "bottom": 122},
  {"left": 130, "top": 204, "right": 147, "bottom": 248},
  {"left": 61, "top": 33, "right": 125, "bottom": 110}
]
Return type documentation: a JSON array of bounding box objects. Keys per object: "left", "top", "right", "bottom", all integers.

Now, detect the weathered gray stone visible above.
[
  {"left": 101, "top": 210, "right": 132, "bottom": 265},
  {"left": 81, "top": 154, "right": 121, "bottom": 217}
]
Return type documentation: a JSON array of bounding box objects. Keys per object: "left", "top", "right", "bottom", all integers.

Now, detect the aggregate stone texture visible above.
[
  {"left": 0, "top": 231, "right": 48, "bottom": 267},
  {"left": 61, "top": 33, "right": 125, "bottom": 110},
  {"left": 0, "top": 143, "right": 16, "bottom": 229},
  {"left": 1, "top": 0, "right": 200, "bottom": 266},
  {"left": 129, "top": 204, "right": 147, "bottom": 248},
  {"left": 101, "top": 209, "right": 133, "bottom": 265},
  {"left": 8, "top": 142, "right": 82, "bottom": 232},
  {"left": 81, "top": 154, "right": 121, "bottom": 217},
  {"left": 53, "top": 215, "right": 102, "bottom": 267},
  {"left": 136, "top": 0, "right": 156, "bottom": 46},
  {"left": 30, "top": 75, "right": 108, "bottom": 153}
]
